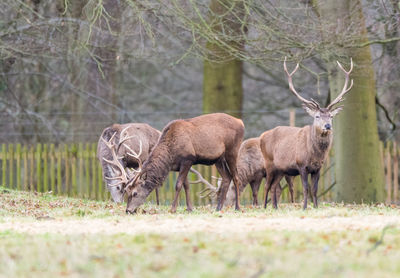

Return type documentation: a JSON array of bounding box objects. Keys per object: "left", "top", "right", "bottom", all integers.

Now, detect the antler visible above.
[
  {"left": 101, "top": 126, "right": 144, "bottom": 187},
  {"left": 283, "top": 57, "right": 321, "bottom": 110},
  {"left": 118, "top": 126, "right": 143, "bottom": 173},
  {"left": 188, "top": 168, "right": 219, "bottom": 199},
  {"left": 327, "top": 58, "right": 354, "bottom": 110},
  {"left": 101, "top": 132, "right": 130, "bottom": 187}
]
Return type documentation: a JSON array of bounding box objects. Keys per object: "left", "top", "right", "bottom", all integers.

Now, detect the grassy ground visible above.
[{"left": 0, "top": 187, "right": 399, "bottom": 278}]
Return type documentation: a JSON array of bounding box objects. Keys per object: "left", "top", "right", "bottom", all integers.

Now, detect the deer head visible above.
[
  {"left": 101, "top": 126, "right": 143, "bottom": 203},
  {"left": 284, "top": 57, "right": 353, "bottom": 135}
]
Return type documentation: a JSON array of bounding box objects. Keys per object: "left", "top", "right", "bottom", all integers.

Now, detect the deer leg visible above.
[
  {"left": 155, "top": 188, "right": 160, "bottom": 206},
  {"left": 271, "top": 174, "right": 284, "bottom": 209},
  {"left": 183, "top": 177, "right": 193, "bottom": 212},
  {"left": 311, "top": 170, "right": 320, "bottom": 208},
  {"left": 300, "top": 170, "right": 309, "bottom": 210},
  {"left": 263, "top": 172, "right": 274, "bottom": 209},
  {"left": 250, "top": 176, "right": 262, "bottom": 206},
  {"left": 215, "top": 161, "right": 231, "bottom": 211},
  {"left": 170, "top": 163, "right": 192, "bottom": 213},
  {"left": 225, "top": 154, "right": 242, "bottom": 211},
  {"left": 284, "top": 176, "right": 295, "bottom": 203}
]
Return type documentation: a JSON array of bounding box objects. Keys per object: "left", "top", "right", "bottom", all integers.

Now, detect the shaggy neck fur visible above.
[
  {"left": 236, "top": 162, "right": 254, "bottom": 192},
  {"left": 309, "top": 125, "right": 332, "bottom": 162},
  {"left": 142, "top": 144, "right": 173, "bottom": 192}
]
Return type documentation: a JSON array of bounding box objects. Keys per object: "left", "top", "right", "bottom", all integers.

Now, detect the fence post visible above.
[
  {"left": 386, "top": 141, "right": 392, "bottom": 204},
  {"left": 36, "top": 143, "right": 42, "bottom": 192},
  {"left": 29, "top": 146, "right": 34, "bottom": 191},
  {"left": 393, "top": 141, "right": 398, "bottom": 204},
  {"left": 43, "top": 144, "right": 48, "bottom": 192},
  {"left": 97, "top": 153, "right": 103, "bottom": 200},
  {"left": 16, "top": 144, "right": 21, "bottom": 190},
  {"left": 8, "top": 144, "right": 14, "bottom": 189},
  {"left": 50, "top": 144, "right": 56, "bottom": 194},
  {"left": 71, "top": 144, "right": 77, "bottom": 197},
  {"left": 57, "top": 144, "right": 62, "bottom": 195},
  {"left": 78, "top": 143, "right": 84, "bottom": 198},
  {"left": 91, "top": 143, "right": 97, "bottom": 199},
  {"left": 23, "top": 145, "right": 28, "bottom": 191},
  {"left": 1, "top": 144, "right": 6, "bottom": 187},
  {"left": 85, "top": 143, "right": 90, "bottom": 199},
  {"left": 64, "top": 144, "right": 69, "bottom": 196}
]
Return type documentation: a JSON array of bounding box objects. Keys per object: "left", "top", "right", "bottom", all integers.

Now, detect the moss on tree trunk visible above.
[
  {"left": 314, "top": 0, "right": 385, "bottom": 202},
  {"left": 203, "top": 0, "right": 245, "bottom": 118}
]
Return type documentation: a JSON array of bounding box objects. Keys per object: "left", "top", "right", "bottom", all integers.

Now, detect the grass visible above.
[{"left": 0, "top": 187, "right": 400, "bottom": 277}]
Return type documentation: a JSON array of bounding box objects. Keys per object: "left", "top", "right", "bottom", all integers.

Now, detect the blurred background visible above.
[{"left": 0, "top": 0, "right": 399, "bottom": 204}]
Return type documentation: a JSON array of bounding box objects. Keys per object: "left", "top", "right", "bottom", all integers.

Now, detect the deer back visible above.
[{"left": 157, "top": 113, "right": 244, "bottom": 164}]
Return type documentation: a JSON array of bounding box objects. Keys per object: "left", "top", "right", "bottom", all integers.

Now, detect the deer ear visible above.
[{"left": 330, "top": 106, "right": 344, "bottom": 117}]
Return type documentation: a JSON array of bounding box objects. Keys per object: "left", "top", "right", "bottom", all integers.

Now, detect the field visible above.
[{"left": 0, "top": 187, "right": 400, "bottom": 278}]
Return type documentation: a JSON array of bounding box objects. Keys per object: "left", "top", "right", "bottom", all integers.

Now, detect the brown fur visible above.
[
  {"left": 225, "top": 137, "right": 294, "bottom": 206},
  {"left": 260, "top": 125, "right": 332, "bottom": 209},
  {"left": 125, "top": 113, "right": 245, "bottom": 213},
  {"left": 97, "top": 123, "right": 161, "bottom": 203}
]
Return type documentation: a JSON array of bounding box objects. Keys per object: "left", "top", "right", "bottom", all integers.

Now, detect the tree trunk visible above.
[
  {"left": 203, "top": 0, "right": 245, "bottom": 118},
  {"left": 314, "top": 0, "right": 385, "bottom": 203}
]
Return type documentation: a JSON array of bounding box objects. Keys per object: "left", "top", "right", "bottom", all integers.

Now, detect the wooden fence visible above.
[{"left": 0, "top": 141, "right": 399, "bottom": 205}]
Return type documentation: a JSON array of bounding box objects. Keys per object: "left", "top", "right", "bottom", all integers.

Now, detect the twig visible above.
[
  {"left": 376, "top": 95, "right": 396, "bottom": 131},
  {"left": 367, "top": 225, "right": 396, "bottom": 255},
  {"left": 317, "top": 182, "right": 336, "bottom": 198}
]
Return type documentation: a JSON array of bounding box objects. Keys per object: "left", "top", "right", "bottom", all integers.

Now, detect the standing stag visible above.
[
  {"left": 97, "top": 123, "right": 161, "bottom": 203},
  {"left": 124, "top": 113, "right": 245, "bottom": 214},
  {"left": 260, "top": 57, "right": 353, "bottom": 209},
  {"left": 224, "top": 137, "right": 294, "bottom": 206}
]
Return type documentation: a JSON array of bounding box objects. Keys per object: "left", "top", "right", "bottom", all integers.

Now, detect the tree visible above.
[
  {"left": 313, "top": 0, "right": 385, "bottom": 202},
  {"left": 202, "top": 0, "right": 246, "bottom": 118}
]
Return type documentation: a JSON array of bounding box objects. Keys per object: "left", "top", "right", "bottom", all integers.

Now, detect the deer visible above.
[
  {"left": 260, "top": 57, "right": 353, "bottom": 210},
  {"left": 97, "top": 123, "right": 161, "bottom": 203},
  {"left": 123, "top": 113, "right": 245, "bottom": 214},
  {"left": 223, "top": 137, "right": 295, "bottom": 206}
]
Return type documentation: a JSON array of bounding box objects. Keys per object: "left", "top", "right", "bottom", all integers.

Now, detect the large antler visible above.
[
  {"left": 101, "top": 132, "right": 130, "bottom": 187},
  {"left": 119, "top": 126, "right": 143, "bottom": 173},
  {"left": 327, "top": 58, "right": 354, "bottom": 110},
  {"left": 188, "top": 168, "right": 219, "bottom": 199},
  {"left": 101, "top": 127, "right": 143, "bottom": 187},
  {"left": 283, "top": 57, "right": 321, "bottom": 110}
]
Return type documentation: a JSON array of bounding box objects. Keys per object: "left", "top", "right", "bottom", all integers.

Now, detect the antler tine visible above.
[
  {"left": 116, "top": 126, "right": 135, "bottom": 152},
  {"left": 189, "top": 168, "right": 218, "bottom": 193},
  {"left": 123, "top": 140, "right": 143, "bottom": 172},
  {"left": 100, "top": 132, "right": 117, "bottom": 149},
  {"left": 283, "top": 57, "right": 320, "bottom": 110},
  {"left": 327, "top": 58, "right": 354, "bottom": 110},
  {"left": 124, "top": 140, "right": 143, "bottom": 159},
  {"left": 101, "top": 131, "right": 130, "bottom": 187}
]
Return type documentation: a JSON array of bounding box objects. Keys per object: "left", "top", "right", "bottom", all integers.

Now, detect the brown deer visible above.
[
  {"left": 124, "top": 113, "right": 245, "bottom": 214},
  {"left": 260, "top": 57, "right": 353, "bottom": 210},
  {"left": 97, "top": 123, "right": 161, "bottom": 203},
  {"left": 224, "top": 137, "right": 295, "bottom": 206}
]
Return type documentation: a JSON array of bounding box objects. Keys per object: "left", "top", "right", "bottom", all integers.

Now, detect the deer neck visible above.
[
  {"left": 309, "top": 125, "right": 332, "bottom": 160},
  {"left": 142, "top": 145, "right": 172, "bottom": 189}
]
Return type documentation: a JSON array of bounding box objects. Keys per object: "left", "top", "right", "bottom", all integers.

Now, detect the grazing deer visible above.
[
  {"left": 124, "top": 113, "right": 245, "bottom": 214},
  {"left": 221, "top": 137, "right": 294, "bottom": 206},
  {"left": 260, "top": 57, "right": 353, "bottom": 210},
  {"left": 97, "top": 123, "right": 161, "bottom": 203}
]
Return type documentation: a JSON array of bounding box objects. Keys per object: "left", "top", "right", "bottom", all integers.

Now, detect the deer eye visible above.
[
  {"left": 133, "top": 192, "right": 138, "bottom": 197},
  {"left": 316, "top": 115, "right": 320, "bottom": 119}
]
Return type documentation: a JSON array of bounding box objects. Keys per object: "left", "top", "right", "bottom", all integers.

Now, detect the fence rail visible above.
[{"left": 0, "top": 141, "right": 399, "bottom": 205}]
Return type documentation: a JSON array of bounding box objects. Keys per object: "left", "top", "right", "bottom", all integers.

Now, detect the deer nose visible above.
[
  {"left": 324, "top": 123, "right": 331, "bottom": 130},
  {"left": 126, "top": 209, "right": 133, "bottom": 214}
]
